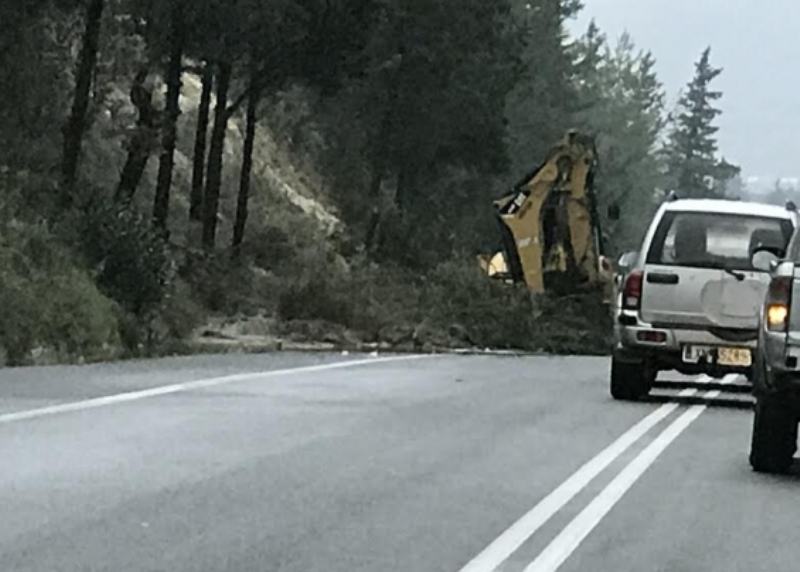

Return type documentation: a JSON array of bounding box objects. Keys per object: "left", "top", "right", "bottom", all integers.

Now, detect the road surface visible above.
[{"left": 0, "top": 352, "right": 798, "bottom": 571}]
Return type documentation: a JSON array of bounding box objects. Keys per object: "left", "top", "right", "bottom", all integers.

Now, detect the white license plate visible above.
[
  {"left": 682, "top": 345, "right": 713, "bottom": 364},
  {"left": 718, "top": 347, "right": 752, "bottom": 367},
  {"left": 682, "top": 345, "right": 751, "bottom": 367}
]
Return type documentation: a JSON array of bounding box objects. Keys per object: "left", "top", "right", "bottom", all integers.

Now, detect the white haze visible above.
[{"left": 571, "top": 0, "right": 800, "bottom": 192}]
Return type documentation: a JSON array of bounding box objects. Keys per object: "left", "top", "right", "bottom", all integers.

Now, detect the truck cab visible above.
[{"left": 749, "top": 225, "right": 800, "bottom": 472}]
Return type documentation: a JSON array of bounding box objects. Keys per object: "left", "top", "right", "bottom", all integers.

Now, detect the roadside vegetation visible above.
[{"left": 0, "top": 1, "right": 738, "bottom": 365}]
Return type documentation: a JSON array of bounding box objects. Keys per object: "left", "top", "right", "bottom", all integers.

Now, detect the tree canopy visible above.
[{"left": 664, "top": 47, "right": 740, "bottom": 199}]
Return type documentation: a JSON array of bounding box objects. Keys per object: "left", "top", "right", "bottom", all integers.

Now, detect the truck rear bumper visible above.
[
  {"left": 615, "top": 311, "right": 756, "bottom": 375},
  {"left": 761, "top": 330, "right": 800, "bottom": 385},
  {"left": 616, "top": 312, "right": 757, "bottom": 350}
]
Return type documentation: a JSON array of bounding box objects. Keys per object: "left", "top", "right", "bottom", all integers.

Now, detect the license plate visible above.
[
  {"left": 682, "top": 345, "right": 713, "bottom": 364},
  {"left": 718, "top": 347, "right": 752, "bottom": 367},
  {"left": 682, "top": 345, "right": 751, "bottom": 367}
]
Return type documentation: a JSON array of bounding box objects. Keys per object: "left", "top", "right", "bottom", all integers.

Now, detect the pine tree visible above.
[
  {"left": 61, "top": 0, "right": 106, "bottom": 200},
  {"left": 153, "top": 0, "right": 187, "bottom": 233},
  {"left": 572, "top": 28, "right": 666, "bottom": 253},
  {"left": 326, "top": 0, "right": 519, "bottom": 259},
  {"left": 664, "top": 47, "right": 739, "bottom": 199},
  {"left": 505, "top": 0, "right": 580, "bottom": 175}
]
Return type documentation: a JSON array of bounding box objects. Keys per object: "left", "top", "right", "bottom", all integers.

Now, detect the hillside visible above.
[{"left": 0, "top": 0, "right": 689, "bottom": 365}]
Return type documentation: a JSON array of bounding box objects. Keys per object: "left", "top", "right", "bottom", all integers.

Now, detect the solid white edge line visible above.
[
  {"left": 0, "top": 355, "right": 433, "bottom": 425},
  {"left": 458, "top": 389, "right": 697, "bottom": 572},
  {"left": 523, "top": 394, "right": 713, "bottom": 572}
]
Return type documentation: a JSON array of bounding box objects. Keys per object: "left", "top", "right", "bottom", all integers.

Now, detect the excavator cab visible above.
[{"left": 485, "top": 131, "right": 611, "bottom": 297}]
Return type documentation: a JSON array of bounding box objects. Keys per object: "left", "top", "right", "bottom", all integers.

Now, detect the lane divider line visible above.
[
  {"left": 721, "top": 373, "right": 741, "bottom": 385},
  {"left": 0, "top": 355, "right": 433, "bottom": 426},
  {"left": 458, "top": 389, "right": 697, "bottom": 572},
  {"left": 523, "top": 391, "right": 715, "bottom": 572}
]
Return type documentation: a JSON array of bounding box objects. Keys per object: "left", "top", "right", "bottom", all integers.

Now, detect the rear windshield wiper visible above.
[
  {"left": 683, "top": 260, "right": 747, "bottom": 280},
  {"left": 662, "top": 261, "right": 749, "bottom": 280},
  {"left": 723, "top": 268, "right": 746, "bottom": 281}
]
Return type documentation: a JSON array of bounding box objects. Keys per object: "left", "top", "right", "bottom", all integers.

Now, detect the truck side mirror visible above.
[
  {"left": 751, "top": 248, "right": 780, "bottom": 272},
  {"left": 617, "top": 251, "right": 638, "bottom": 276}
]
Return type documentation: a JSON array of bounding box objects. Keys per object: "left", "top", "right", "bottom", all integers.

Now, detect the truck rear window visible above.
[{"left": 646, "top": 212, "right": 794, "bottom": 271}]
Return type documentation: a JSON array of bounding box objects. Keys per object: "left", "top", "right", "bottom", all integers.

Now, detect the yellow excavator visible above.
[{"left": 479, "top": 131, "right": 614, "bottom": 297}]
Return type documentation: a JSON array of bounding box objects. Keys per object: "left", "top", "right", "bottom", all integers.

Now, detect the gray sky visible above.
[{"left": 570, "top": 0, "right": 800, "bottom": 189}]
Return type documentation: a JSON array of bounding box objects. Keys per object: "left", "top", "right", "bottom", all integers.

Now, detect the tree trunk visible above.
[
  {"left": 116, "top": 134, "right": 153, "bottom": 202},
  {"left": 189, "top": 63, "right": 213, "bottom": 222},
  {"left": 364, "top": 109, "right": 393, "bottom": 254},
  {"left": 115, "top": 70, "right": 158, "bottom": 203},
  {"left": 153, "top": 1, "right": 185, "bottom": 232},
  {"left": 363, "top": 166, "right": 385, "bottom": 254},
  {"left": 61, "top": 0, "right": 105, "bottom": 199},
  {"left": 202, "top": 60, "right": 232, "bottom": 252},
  {"left": 232, "top": 78, "right": 261, "bottom": 255}
]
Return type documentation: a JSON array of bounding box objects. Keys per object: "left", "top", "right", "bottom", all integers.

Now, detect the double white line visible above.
[{"left": 460, "top": 377, "right": 736, "bottom": 572}]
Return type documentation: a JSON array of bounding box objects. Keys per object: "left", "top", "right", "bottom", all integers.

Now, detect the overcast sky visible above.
[{"left": 570, "top": 0, "right": 800, "bottom": 187}]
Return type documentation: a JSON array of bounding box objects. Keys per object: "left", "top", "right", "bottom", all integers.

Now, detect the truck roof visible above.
[{"left": 665, "top": 199, "right": 795, "bottom": 220}]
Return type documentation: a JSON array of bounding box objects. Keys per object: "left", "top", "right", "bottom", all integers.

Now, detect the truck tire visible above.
[
  {"left": 610, "top": 356, "right": 652, "bottom": 401},
  {"left": 749, "top": 352, "right": 770, "bottom": 398},
  {"left": 750, "top": 394, "right": 797, "bottom": 474}
]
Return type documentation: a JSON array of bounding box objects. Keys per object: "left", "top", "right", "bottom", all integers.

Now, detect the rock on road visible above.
[{"left": 0, "top": 352, "right": 798, "bottom": 571}]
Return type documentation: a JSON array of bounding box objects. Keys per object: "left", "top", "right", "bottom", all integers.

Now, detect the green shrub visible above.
[
  {"left": 276, "top": 245, "right": 356, "bottom": 325},
  {"left": 0, "top": 265, "right": 40, "bottom": 364},
  {"left": 78, "top": 201, "right": 173, "bottom": 317},
  {"left": 182, "top": 222, "right": 610, "bottom": 356},
  {"left": 182, "top": 253, "right": 280, "bottom": 317},
  {"left": 267, "top": 253, "right": 610, "bottom": 354},
  {"left": 418, "top": 260, "right": 539, "bottom": 349},
  {"left": 277, "top": 277, "right": 355, "bottom": 325},
  {"left": 0, "top": 222, "right": 120, "bottom": 365},
  {"left": 418, "top": 260, "right": 612, "bottom": 354},
  {"left": 159, "top": 278, "right": 207, "bottom": 340},
  {"left": 40, "top": 268, "right": 121, "bottom": 359}
]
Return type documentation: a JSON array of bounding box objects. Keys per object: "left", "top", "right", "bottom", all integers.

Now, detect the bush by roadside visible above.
[
  {"left": 0, "top": 180, "right": 610, "bottom": 365},
  {"left": 194, "top": 252, "right": 612, "bottom": 356},
  {"left": 0, "top": 221, "right": 121, "bottom": 365}
]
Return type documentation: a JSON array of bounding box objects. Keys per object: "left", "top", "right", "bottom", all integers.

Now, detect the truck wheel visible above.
[
  {"left": 610, "top": 356, "right": 652, "bottom": 401},
  {"left": 749, "top": 352, "right": 769, "bottom": 397},
  {"left": 750, "top": 394, "right": 797, "bottom": 474}
]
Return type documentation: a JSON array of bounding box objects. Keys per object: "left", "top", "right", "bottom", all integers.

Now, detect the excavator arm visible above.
[{"left": 490, "top": 131, "right": 608, "bottom": 295}]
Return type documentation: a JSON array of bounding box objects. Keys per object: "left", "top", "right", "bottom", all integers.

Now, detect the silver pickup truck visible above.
[
  {"left": 612, "top": 197, "right": 797, "bottom": 402},
  {"left": 750, "top": 227, "right": 800, "bottom": 473}
]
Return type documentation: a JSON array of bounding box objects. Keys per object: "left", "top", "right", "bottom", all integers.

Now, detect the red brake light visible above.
[
  {"left": 768, "top": 276, "right": 792, "bottom": 304},
  {"left": 623, "top": 270, "right": 644, "bottom": 310}
]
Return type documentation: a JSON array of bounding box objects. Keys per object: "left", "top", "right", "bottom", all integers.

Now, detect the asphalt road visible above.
[{"left": 0, "top": 352, "right": 798, "bottom": 571}]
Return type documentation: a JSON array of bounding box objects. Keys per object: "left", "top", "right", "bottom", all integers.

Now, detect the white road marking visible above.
[
  {"left": 523, "top": 393, "right": 714, "bottom": 572},
  {"left": 458, "top": 389, "right": 697, "bottom": 572},
  {"left": 699, "top": 373, "right": 742, "bottom": 386},
  {"left": 0, "top": 355, "right": 432, "bottom": 426},
  {"left": 721, "top": 373, "right": 741, "bottom": 385}
]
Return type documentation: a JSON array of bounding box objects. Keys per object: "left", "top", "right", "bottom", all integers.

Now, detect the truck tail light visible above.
[
  {"left": 623, "top": 270, "right": 644, "bottom": 310},
  {"left": 766, "top": 276, "right": 792, "bottom": 332},
  {"left": 636, "top": 330, "right": 667, "bottom": 343}
]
